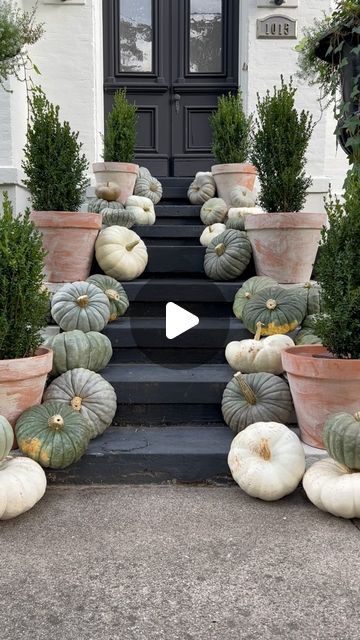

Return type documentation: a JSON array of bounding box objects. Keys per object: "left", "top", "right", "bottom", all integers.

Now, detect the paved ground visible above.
[{"left": 1, "top": 485, "right": 359, "bottom": 640}]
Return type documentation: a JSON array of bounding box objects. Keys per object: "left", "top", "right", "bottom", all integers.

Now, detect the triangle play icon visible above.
[{"left": 166, "top": 302, "right": 199, "bottom": 340}]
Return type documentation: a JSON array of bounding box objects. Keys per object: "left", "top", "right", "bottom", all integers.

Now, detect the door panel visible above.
[{"left": 103, "top": 0, "right": 239, "bottom": 176}]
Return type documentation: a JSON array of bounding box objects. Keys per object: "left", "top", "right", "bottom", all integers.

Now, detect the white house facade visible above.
[{"left": 0, "top": 0, "right": 348, "bottom": 213}]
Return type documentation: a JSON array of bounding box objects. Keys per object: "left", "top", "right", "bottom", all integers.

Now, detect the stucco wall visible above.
[{"left": 0, "top": 0, "right": 348, "bottom": 214}]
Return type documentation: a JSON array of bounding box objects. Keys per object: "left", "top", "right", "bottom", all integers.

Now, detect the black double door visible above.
[{"left": 103, "top": 0, "right": 239, "bottom": 177}]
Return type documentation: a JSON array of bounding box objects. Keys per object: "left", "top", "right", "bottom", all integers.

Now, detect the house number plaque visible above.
[{"left": 257, "top": 15, "right": 297, "bottom": 39}]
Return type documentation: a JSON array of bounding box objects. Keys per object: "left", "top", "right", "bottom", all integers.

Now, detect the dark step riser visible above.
[
  {"left": 113, "top": 403, "right": 224, "bottom": 425},
  {"left": 110, "top": 348, "right": 227, "bottom": 365},
  {"left": 155, "top": 205, "right": 200, "bottom": 216},
  {"left": 103, "top": 379, "right": 230, "bottom": 405},
  {"left": 104, "top": 326, "right": 250, "bottom": 349},
  {"left": 126, "top": 301, "right": 232, "bottom": 317},
  {"left": 133, "top": 225, "right": 203, "bottom": 239},
  {"left": 123, "top": 280, "right": 243, "bottom": 303}
]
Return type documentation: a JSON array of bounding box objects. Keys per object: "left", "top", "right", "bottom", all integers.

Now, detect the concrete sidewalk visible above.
[{"left": 1, "top": 485, "right": 359, "bottom": 640}]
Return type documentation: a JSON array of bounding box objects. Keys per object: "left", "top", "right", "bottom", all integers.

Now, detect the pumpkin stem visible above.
[
  {"left": 126, "top": 240, "right": 140, "bottom": 252},
  {"left": 354, "top": 412, "right": 360, "bottom": 422},
  {"left": 259, "top": 438, "right": 271, "bottom": 461},
  {"left": 48, "top": 414, "right": 64, "bottom": 431},
  {"left": 71, "top": 396, "right": 82, "bottom": 412},
  {"left": 254, "top": 322, "right": 263, "bottom": 341},
  {"left": 77, "top": 295, "right": 89, "bottom": 308},
  {"left": 266, "top": 298, "right": 277, "bottom": 310},
  {"left": 105, "top": 288, "right": 120, "bottom": 302},
  {"left": 303, "top": 282, "right": 312, "bottom": 289},
  {"left": 245, "top": 292, "right": 251, "bottom": 299},
  {"left": 209, "top": 225, "right": 213, "bottom": 232},
  {"left": 234, "top": 372, "right": 257, "bottom": 405},
  {"left": 215, "top": 243, "right": 225, "bottom": 257}
]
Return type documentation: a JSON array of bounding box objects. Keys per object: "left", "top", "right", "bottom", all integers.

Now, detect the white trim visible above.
[{"left": 239, "top": 0, "right": 250, "bottom": 110}]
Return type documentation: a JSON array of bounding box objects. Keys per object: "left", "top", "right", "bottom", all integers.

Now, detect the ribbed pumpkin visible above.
[
  {"left": 233, "top": 276, "right": 278, "bottom": 320},
  {"left": 44, "top": 368, "right": 117, "bottom": 439},
  {"left": 204, "top": 230, "right": 252, "bottom": 281},
  {"left": 87, "top": 274, "right": 129, "bottom": 321},
  {"left": 199, "top": 223, "right": 226, "bottom": 247},
  {"left": 95, "top": 226, "right": 148, "bottom": 281},
  {"left": 125, "top": 196, "right": 156, "bottom": 225},
  {"left": 87, "top": 198, "right": 108, "bottom": 213},
  {"left": 44, "top": 330, "right": 113, "bottom": 376},
  {"left": 303, "top": 458, "right": 360, "bottom": 519},
  {"left": 226, "top": 207, "right": 260, "bottom": 231},
  {"left": 0, "top": 416, "right": 14, "bottom": 459},
  {"left": 200, "top": 198, "right": 227, "bottom": 225},
  {"left": 242, "top": 285, "right": 307, "bottom": 336},
  {"left": 221, "top": 372, "right": 293, "bottom": 433},
  {"left": 138, "top": 166, "right": 151, "bottom": 179},
  {"left": 293, "top": 282, "right": 323, "bottom": 316},
  {"left": 102, "top": 208, "right": 135, "bottom": 228},
  {"left": 323, "top": 412, "right": 360, "bottom": 470},
  {"left": 188, "top": 174, "right": 216, "bottom": 205},
  {"left": 294, "top": 315, "right": 321, "bottom": 346},
  {"left": 0, "top": 457, "right": 47, "bottom": 520},
  {"left": 230, "top": 186, "right": 256, "bottom": 208},
  {"left": 225, "top": 322, "right": 295, "bottom": 375},
  {"left": 51, "top": 282, "right": 111, "bottom": 332},
  {"left": 16, "top": 402, "right": 90, "bottom": 469},
  {"left": 134, "top": 174, "right": 163, "bottom": 204}
]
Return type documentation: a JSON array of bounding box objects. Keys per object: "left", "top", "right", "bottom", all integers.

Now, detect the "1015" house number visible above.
[{"left": 257, "top": 15, "right": 298, "bottom": 39}]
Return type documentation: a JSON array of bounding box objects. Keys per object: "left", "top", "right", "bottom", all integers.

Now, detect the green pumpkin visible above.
[
  {"left": 242, "top": 285, "right": 307, "bottom": 336},
  {"left": 323, "top": 412, "right": 360, "bottom": 470},
  {"left": 87, "top": 275, "right": 129, "bottom": 321},
  {"left": 204, "top": 230, "right": 252, "bottom": 281},
  {"left": 43, "top": 368, "right": 117, "bottom": 439},
  {"left": 15, "top": 402, "right": 90, "bottom": 469},
  {"left": 292, "top": 282, "right": 323, "bottom": 316},
  {"left": 102, "top": 208, "right": 135, "bottom": 228},
  {"left": 295, "top": 315, "right": 322, "bottom": 345},
  {"left": 233, "top": 276, "right": 278, "bottom": 320},
  {"left": 0, "top": 416, "right": 14, "bottom": 459},
  {"left": 222, "top": 372, "right": 293, "bottom": 433},
  {"left": 44, "top": 329, "right": 113, "bottom": 376},
  {"left": 225, "top": 217, "right": 245, "bottom": 231},
  {"left": 87, "top": 198, "right": 108, "bottom": 213},
  {"left": 200, "top": 198, "right": 228, "bottom": 225},
  {"left": 51, "top": 282, "right": 110, "bottom": 332},
  {"left": 230, "top": 186, "right": 256, "bottom": 208}
]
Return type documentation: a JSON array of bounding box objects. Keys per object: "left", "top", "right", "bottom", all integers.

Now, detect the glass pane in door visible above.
[
  {"left": 119, "top": 0, "right": 153, "bottom": 72},
  {"left": 189, "top": 0, "right": 222, "bottom": 73}
]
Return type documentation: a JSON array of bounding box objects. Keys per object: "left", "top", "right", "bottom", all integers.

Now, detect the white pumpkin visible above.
[
  {"left": 230, "top": 186, "right": 256, "bottom": 208},
  {"left": 125, "top": 195, "right": 156, "bottom": 225},
  {"left": 199, "top": 223, "right": 226, "bottom": 247},
  {"left": 188, "top": 174, "right": 216, "bottom": 205},
  {"left": 200, "top": 198, "right": 227, "bottom": 225},
  {"left": 0, "top": 456, "right": 46, "bottom": 520},
  {"left": 134, "top": 174, "right": 163, "bottom": 205},
  {"left": 225, "top": 322, "right": 295, "bottom": 374},
  {"left": 228, "top": 422, "right": 306, "bottom": 501},
  {"left": 95, "top": 226, "right": 148, "bottom": 281},
  {"left": 303, "top": 458, "right": 360, "bottom": 519}
]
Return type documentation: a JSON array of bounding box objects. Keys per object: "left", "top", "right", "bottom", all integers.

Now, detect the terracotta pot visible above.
[
  {"left": 0, "top": 347, "right": 53, "bottom": 446},
  {"left": 30, "top": 211, "right": 102, "bottom": 283},
  {"left": 93, "top": 162, "right": 139, "bottom": 204},
  {"left": 244, "top": 212, "right": 327, "bottom": 284},
  {"left": 211, "top": 163, "right": 257, "bottom": 205},
  {"left": 282, "top": 345, "right": 360, "bottom": 449}
]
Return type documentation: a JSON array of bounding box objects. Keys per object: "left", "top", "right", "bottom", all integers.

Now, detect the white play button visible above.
[{"left": 166, "top": 302, "right": 199, "bottom": 340}]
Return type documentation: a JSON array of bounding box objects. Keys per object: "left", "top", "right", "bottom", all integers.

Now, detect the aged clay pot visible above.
[
  {"left": 211, "top": 163, "right": 257, "bottom": 205},
  {"left": 244, "top": 212, "right": 327, "bottom": 284},
  {"left": 0, "top": 347, "right": 53, "bottom": 446},
  {"left": 30, "top": 211, "right": 102, "bottom": 283},
  {"left": 282, "top": 345, "right": 360, "bottom": 449},
  {"left": 93, "top": 162, "right": 139, "bottom": 204}
]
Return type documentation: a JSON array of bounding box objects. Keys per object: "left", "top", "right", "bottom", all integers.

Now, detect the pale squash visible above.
[
  {"left": 188, "top": 174, "right": 216, "bottom": 205},
  {"left": 233, "top": 276, "right": 278, "bottom": 320},
  {"left": 303, "top": 458, "right": 360, "bottom": 519},
  {"left": 0, "top": 457, "right": 46, "bottom": 520},
  {"left": 95, "top": 226, "right": 148, "bottom": 281},
  {"left": 134, "top": 174, "right": 163, "bottom": 204},
  {"left": 125, "top": 195, "right": 156, "bottom": 225},
  {"left": 0, "top": 416, "right": 14, "bottom": 460},
  {"left": 200, "top": 198, "right": 227, "bottom": 225},
  {"left": 44, "top": 330, "right": 113, "bottom": 376},
  {"left": 242, "top": 285, "right": 307, "bottom": 336},
  {"left": 228, "top": 421, "right": 305, "bottom": 501},
  {"left": 51, "top": 281, "right": 111, "bottom": 333},
  {"left": 199, "top": 223, "right": 226, "bottom": 247},
  {"left": 226, "top": 207, "right": 260, "bottom": 231},
  {"left": 204, "top": 230, "right": 252, "bottom": 281},
  {"left": 225, "top": 322, "right": 295, "bottom": 374},
  {"left": 87, "top": 274, "right": 129, "bottom": 321},
  {"left": 230, "top": 186, "right": 256, "bottom": 208},
  {"left": 323, "top": 411, "right": 360, "bottom": 471}
]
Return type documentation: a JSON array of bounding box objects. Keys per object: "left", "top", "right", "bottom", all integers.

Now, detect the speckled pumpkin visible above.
[
  {"left": 44, "top": 330, "right": 113, "bottom": 376},
  {"left": 233, "top": 276, "right": 278, "bottom": 320},
  {"left": 242, "top": 285, "right": 307, "bottom": 336},
  {"left": 87, "top": 198, "right": 108, "bottom": 213},
  {"left": 87, "top": 274, "right": 129, "bottom": 321},
  {"left": 0, "top": 416, "right": 14, "bottom": 459},
  {"left": 204, "top": 230, "right": 252, "bottom": 281},
  {"left": 51, "top": 282, "right": 111, "bottom": 332},
  {"left": 43, "top": 368, "right": 117, "bottom": 439},
  {"left": 15, "top": 402, "right": 90, "bottom": 469},
  {"left": 221, "top": 372, "right": 293, "bottom": 434},
  {"left": 102, "top": 208, "right": 135, "bottom": 228},
  {"left": 200, "top": 198, "right": 227, "bottom": 225},
  {"left": 323, "top": 412, "right": 360, "bottom": 471}
]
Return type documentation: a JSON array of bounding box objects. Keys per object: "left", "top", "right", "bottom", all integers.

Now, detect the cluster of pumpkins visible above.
[
  {"left": 188, "top": 172, "right": 260, "bottom": 281},
  {"left": 13, "top": 275, "right": 131, "bottom": 474}
]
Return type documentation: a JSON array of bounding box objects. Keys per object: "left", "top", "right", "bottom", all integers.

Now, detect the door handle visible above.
[{"left": 174, "top": 93, "right": 181, "bottom": 115}]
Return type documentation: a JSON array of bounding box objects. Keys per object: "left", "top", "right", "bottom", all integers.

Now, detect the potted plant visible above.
[
  {"left": 22, "top": 87, "right": 100, "bottom": 283},
  {"left": 296, "top": 0, "right": 360, "bottom": 160},
  {"left": 0, "top": 1, "right": 43, "bottom": 89},
  {"left": 210, "top": 90, "right": 255, "bottom": 205},
  {"left": 93, "top": 88, "right": 139, "bottom": 204},
  {"left": 282, "top": 165, "right": 360, "bottom": 449},
  {"left": 245, "top": 77, "right": 326, "bottom": 284},
  {"left": 0, "top": 192, "right": 52, "bottom": 437}
]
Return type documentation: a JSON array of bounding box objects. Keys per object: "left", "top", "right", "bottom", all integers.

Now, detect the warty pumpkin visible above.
[
  {"left": 51, "top": 281, "right": 111, "bottom": 333},
  {"left": 125, "top": 195, "right": 156, "bottom": 225},
  {"left": 228, "top": 421, "right": 305, "bottom": 501},
  {"left": 44, "top": 368, "right": 117, "bottom": 439},
  {"left": 323, "top": 411, "right": 360, "bottom": 471},
  {"left": 200, "top": 198, "right": 227, "bottom": 225},
  {"left": 225, "top": 322, "right": 295, "bottom": 375},
  {"left": 87, "top": 274, "right": 129, "bottom": 321},
  {"left": 242, "top": 285, "right": 307, "bottom": 336},
  {"left": 44, "top": 329, "right": 113, "bottom": 376},
  {"left": 303, "top": 458, "right": 360, "bottom": 519},
  {"left": 0, "top": 416, "right": 14, "bottom": 460},
  {"left": 199, "top": 223, "right": 226, "bottom": 247},
  {"left": 221, "top": 371, "right": 293, "bottom": 433},
  {"left": 188, "top": 174, "right": 216, "bottom": 205},
  {"left": 102, "top": 207, "right": 135, "bottom": 229},
  {"left": 233, "top": 276, "right": 278, "bottom": 320},
  {"left": 16, "top": 401, "right": 90, "bottom": 469},
  {"left": 95, "top": 226, "right": 148, "bottom": 281},
  {"left": 0, "top": 457, "right": 46, "bottom": 520},
  {"left": 204, "top": 230, "right": 252, "bottom": 281}
]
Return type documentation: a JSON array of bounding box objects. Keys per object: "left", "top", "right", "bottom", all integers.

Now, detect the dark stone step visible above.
[
  {"left": 122, "top": 278, "right": 244, "bottom": 302},
  {"left": 155, "top": 204, "right": 200, "bottom": 216},
  {"left": 146, "top": 245, "right": 205, "bottom": 273},
  {"left": 110, "top": 347, "right": 227, "bottom": 364},
  {"left": 158, "top": 178, "right": 191, "bottom": 200},
  {"left": 127, "top": 300, "right": 232, "bottom": 317},
  {"left": 112, "top": 403, "right": 224, "bottom": 425},
  {"left": 133, "top": 224, "right": 203, "bottom": 238},
  {"left": 45, "top": 425, "right": 234, "bottom": 485}
]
